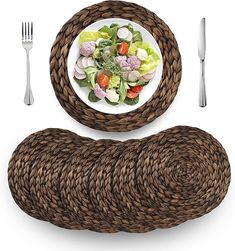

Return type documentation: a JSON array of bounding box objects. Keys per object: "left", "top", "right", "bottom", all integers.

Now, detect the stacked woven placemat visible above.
[
  {"left": 50, "top": 0, "right": 182, "bottom": 132},
  {"left": 8, "top": 126, "right": 230, "bottom": 233}
]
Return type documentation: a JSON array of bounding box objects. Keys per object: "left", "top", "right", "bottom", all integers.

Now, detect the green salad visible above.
[{"left": 74, "top": 23, "right": 160, "bottom": 106}]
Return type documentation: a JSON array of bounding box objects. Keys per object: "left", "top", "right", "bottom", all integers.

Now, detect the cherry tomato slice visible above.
[
  {"left": 127, "top": 90, "right": 139, "bottom": 99},
  {"left": 97, "top": 74, "right": 110, "bottom": 88},
  {"left": 130, "top": 85, "right": 143, "bottom": 93},
  {"left": 118, "top": 41, "right": 129, "bottom": 55}
]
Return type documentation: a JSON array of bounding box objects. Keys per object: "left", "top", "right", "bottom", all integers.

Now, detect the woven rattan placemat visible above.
[
  {"left": 50, "top": 0, "right": 182, "bottom": 132},
  {"left": 8, "top": 126, "right": 230, "bottom": 233}
]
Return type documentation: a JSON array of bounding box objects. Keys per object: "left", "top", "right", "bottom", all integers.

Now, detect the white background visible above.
[{"left": 0, "top": 0, "right": 234, "bottom": 250}]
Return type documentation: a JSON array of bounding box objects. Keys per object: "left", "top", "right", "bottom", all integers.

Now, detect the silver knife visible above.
[{"left": 198, "top": 17, "right": 206, "bottom": 107}]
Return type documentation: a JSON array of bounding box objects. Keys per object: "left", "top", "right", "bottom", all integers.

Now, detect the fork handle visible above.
[
  {"left": 199, "top": 59, "right": 206, "bottom": 107},
  {"left": 24, "top": 50, "right": 34, "bottom": 105}
]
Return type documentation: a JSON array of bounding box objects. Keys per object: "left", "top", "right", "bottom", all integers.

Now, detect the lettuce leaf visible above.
[
  {"left": 128, "top": 42, "right": 160, "bottom": 75},
  {"left": 88, "top": 90, "right": 101, "bottom": 102},
  {"left": 133, "top": 31, "right": 142, "bottom": 42},
  {"left": 98, "top": 39, "right": 113, "bottom": 49},
  {"left": 123, "top": 23, "right": 134, "bottom": 33},
  {"left": 84, "top": 67, "right": 98, "bottom": 89},
  {"left": 79, "top": 31, "right": 110, "bottom": 44},
  {"left": 128, "top": 43, "right": 138, "bottom": 55},
  {"left": 124, "top": 96, "right": 139, "bottom": 105},
  {"left": 99, "top": 25, "right": 119, "bottom": 41},
  {"left": 74, "top": 77, "right": 88, "bottom": 87},
  {"left": 108, "top": 75, "right": 121, "bottom": 89},
  {"left": 118, "top": 78, "right": 129, "bottom": 103}
]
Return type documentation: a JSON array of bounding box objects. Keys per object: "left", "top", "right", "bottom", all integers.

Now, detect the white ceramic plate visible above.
[{"left": 67, "top": 18, "right": 163, "bottom": 114}]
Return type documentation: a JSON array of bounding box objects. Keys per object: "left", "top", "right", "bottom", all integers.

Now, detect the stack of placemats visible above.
[{"left": 8, "top": 126, "right": 231, "bottom": 233}]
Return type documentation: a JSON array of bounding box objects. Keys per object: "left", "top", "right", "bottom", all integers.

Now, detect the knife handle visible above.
[{"left": 199, "top": 59, "right": 207, "bottom": 107}]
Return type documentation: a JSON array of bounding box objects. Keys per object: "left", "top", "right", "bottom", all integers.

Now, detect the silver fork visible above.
[{"left": 22, "top": 22, "right": 34, "bottom": 105}]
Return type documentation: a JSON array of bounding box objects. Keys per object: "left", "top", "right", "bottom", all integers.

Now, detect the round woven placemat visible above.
[
  {"left": 8, "top": 126, "right": 230, "bottom": 233},
  {"left": 50, "top": 0, "right": 182, "bottom": 132}
]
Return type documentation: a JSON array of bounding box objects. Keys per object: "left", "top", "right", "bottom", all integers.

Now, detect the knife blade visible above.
[
  {"left": 198, "top": 18, "right": 206, "bottom": 60},
  {"left": 198, "top": 18, "right": 207, "bottom": 107}
]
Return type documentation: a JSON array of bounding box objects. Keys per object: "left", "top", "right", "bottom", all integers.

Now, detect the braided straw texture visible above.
[
  {"left": 8, "top": 126, "right": 230, "bottom": 233},
  {"left": 50, "top": 0, "right": 182, "bottom": 132}
]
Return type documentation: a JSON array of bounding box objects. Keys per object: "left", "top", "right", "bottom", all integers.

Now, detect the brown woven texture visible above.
[
  {"left": 50, "top": 0, "right": 182, "bottom": 132},
  {"left": 8, "top": 126, "right": 230, "bottom": 233}
]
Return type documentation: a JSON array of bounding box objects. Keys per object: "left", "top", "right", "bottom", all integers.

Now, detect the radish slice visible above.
[
  {"left": 117, "top": 27, "right": 129, "bottom": 39},
  {"left": 143, "top": 72, "right": 156, "bottom": 80},
  {"left": 77, "top": 57, "right": 84, "bottom": 69},
  {"left": 75, "top": 65, "right": 85, "bottom": 75},
  {"left": 82, "top": 57, "right": 88, "bottom": 68},
  {"left": 126, "top": 31, "right": 133, "bottom": 42},
  {"left": 74, "top": 71, "right": 86, "bottom": 80},
  {"left": 128, "top": 71, "right": 141, "bottom": 82},
  {"left": 87, "top": 57, "right": 95, "bottom": 67},
  {"left": 140, "top": 77, "right": 149, "bottom": 83}
]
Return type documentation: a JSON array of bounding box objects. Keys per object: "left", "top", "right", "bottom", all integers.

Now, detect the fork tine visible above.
[
  {"left": 22, "top": 21, "right": 33, "bottom": 41},
  {"left": 31, "top": 22, "right": 33, "bottom": 41},
  {"left": 24, "top": 22, "right": 27, "bottom": 41},
  {"left": 28, "top": 22, "right": 31, "bottom": 40},
  {"left": 22, "top": 22, "right": 24, "bottom": 40}
]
